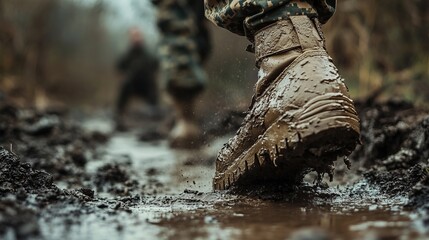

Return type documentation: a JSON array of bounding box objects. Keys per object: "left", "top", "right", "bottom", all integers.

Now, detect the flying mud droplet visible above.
[{"left": 342, "top": 156, "right": 352, "bottom": 170}]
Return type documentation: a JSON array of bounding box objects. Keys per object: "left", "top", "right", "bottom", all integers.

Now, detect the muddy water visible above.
[{"left": 36, "top": 126, "right": 427, "bottom": 240}]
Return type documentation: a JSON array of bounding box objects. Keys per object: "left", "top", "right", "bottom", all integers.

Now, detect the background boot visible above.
[
  {"left": 168, "top": 98, "right": 203, "bottom": 149},
  {"left": 213, "top": 16, "right": 361, "bottom": 190}
]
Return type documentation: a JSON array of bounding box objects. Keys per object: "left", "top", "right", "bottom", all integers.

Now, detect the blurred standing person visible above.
[
  {"left": 152, "top": 0, "right": 211, "bottom": 148},
  {"left": 205, "top": 0, "right": 361, "bottom": 190},
  {"left": 115, "top": 28, "right": 160, "bottom": 131}
]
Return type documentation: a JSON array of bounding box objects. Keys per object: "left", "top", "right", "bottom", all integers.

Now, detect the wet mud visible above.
[{"left": 1, "top": 98, "right": 429, "bottom": 239}]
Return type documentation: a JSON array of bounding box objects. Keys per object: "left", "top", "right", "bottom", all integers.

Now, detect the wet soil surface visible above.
[{"left": 1, "top": 98, "right": 429, "bottom": 240}]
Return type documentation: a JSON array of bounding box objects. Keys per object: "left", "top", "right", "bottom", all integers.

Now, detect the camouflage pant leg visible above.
[
  {"left": 154, "top": 0, "right": 210, "bottom": 100},
  {"left": 204, "top": 0, "right": 336, "bottom": 38}
]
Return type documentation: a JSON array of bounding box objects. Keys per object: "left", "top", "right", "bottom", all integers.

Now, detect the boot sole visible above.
[{"left": 213, "top": 92, "right": 360, "bottom": 190}]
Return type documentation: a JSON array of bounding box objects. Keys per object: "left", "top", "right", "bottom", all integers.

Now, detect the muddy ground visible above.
[{"left": 1, "top": 97, "right": 429, "bottom": 240}]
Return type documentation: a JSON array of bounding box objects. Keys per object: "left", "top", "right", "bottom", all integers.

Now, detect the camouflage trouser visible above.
[
  {"left": 204, "top": 0, "right": 336, "bottom": 39},
  {"left": 153, "top": 0, "right": 211, "bottom": 100}
]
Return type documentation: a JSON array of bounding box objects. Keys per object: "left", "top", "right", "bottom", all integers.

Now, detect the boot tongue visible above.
[
  {"left": 254, "top": 20, "right": 300, "bottom": 68},
  {"left": 254, "top": 16, "right": 324, "bottom": 67},
  {"left": 253, "top": 16, "right": 325, "bottom": 97}
]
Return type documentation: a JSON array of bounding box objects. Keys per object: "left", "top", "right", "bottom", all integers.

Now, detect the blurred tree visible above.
[
  {"left": 0, "top": 0, "right": 110, "bottom": 107},
  {"left": 24, "top": 0, "right": 55, "bottom": 105},
  {"left": 324, "top": 0, "right": 429, "bottom": 102},
  {"left": 0, "top": 0, "right": 16, "bottom": 75}
]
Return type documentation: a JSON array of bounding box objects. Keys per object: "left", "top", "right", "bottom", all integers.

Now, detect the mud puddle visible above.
[{"left": 38, "top": 196, "right": 420, "bottom": 240}]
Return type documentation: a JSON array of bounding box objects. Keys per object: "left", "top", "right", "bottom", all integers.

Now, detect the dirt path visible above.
[
  {"left": 34, "top": 131, "right": 418, "bottom": 240},
  {"left": 1, "top": 100, "right": 429, "bottom": 239}
]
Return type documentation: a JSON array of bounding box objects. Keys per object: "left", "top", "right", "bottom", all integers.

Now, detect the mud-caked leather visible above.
[{"left": 213, "top": 15, "right": 361, "bottom": 190}]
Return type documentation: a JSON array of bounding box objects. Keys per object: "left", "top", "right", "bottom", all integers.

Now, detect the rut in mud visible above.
[{"left": 1, "top": 97, "right": 429, "bottom": 239}]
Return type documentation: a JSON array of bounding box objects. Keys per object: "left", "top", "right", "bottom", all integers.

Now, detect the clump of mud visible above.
[
  {"left": 0, "top": 146, "right": 51, "bottom": 239},
  {"left": 351, "top": 99, "right": 429, "bottom": 199},
  {"left": 0, "top": 147, "right": 53, "bottom": 191},
  {"left": 0, "top": 147, "right": 85, "bottom": 239},
  {"left": 94, "top": 162, "right": 139, "bottom": 195}
]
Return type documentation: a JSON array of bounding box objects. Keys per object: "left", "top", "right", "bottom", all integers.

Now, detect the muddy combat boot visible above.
[
  {"left": 169, "top": 98, "right": 203, "bottom": 149},
  {"left": 213, "top": 15, "right": 361, "bottom": 190}
]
